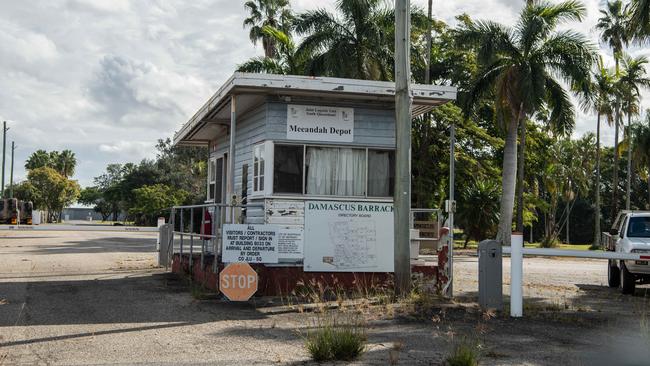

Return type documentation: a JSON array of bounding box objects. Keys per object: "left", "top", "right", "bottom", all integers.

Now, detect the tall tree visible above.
[
  {"left": 24, "top": 150, "right": 52, "bottom": 171},
  {"left": 631, "top": 115, "right": 650, "bottom": 208},
  {"left": 27, "top": 167, "right": 80, "bottom": 223},
  {"left": 458, "top": 0, "right": 595, "bottom": 245},
  {"left": 53, "top": 149, "right": 77, "bottom": 178},
  {"left": 629, "top": 0, "right": 650, "bottom": 40},
  {"left": 293, "top": 0, "right": 427, "bottom": 80},
  {"left": 243, "top": 0, "right": 292, "bottom": 58},
  {"left": 618, "top": 54, "right": 650, "bottom": 209},
  {"left": 237, "top": 26, "right": 303, "bottom": 74},
  {"left": 577, "top": 56, "right": 615, "bottom": 247},
  {"left": 597, "top": 0, "right": 630, "bottom": 220}
]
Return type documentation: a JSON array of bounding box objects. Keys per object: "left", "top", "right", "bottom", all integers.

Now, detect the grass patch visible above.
[
  {"left": 304, "top": 314, "right": 367, "bottom": 362},
  {"left": 189, "top": 282, "right": 212, "bottom": 300},
  {"left": 445, "top": 338, "right": 480, "bottom": 366}
]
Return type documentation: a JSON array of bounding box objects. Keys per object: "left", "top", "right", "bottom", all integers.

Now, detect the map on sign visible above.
[
  {"left": 222, "top": 224, "right": 279, "bottom": 264},
  {"left": 328, "top": 220, "right": 377, "bottom": 270},
  {"left": 303, "top": 201, "right": 394, "bottom": 272}
]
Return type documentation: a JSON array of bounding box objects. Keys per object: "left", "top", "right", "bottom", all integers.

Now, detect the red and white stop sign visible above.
[{"left": 219, "top": 263, "right": 258, "bottom": 301}]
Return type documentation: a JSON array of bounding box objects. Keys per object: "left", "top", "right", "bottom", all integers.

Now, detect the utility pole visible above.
[
  {"left": 394, "top": 0, "right": 412, "bottom": 296},
  {"left": 1, "top": 121, "right": 7, "bottom": 198},
  {"left": 424, "top": 0, "right": 432, "bottom": 85},
  {"left": 9, "top": 141, "right": 15, "bottom": 198},
  {"left": 626, "top": 121, "right": 632, "bottom": 210}
]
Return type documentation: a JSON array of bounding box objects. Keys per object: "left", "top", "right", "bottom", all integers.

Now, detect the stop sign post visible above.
[{"left": 219, "top": 262, "right": 258, "bottom": 301}]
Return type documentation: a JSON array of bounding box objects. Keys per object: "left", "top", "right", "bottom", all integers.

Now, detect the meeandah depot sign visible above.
[{"left": 287, "top": 104, "right": 354, "bottom": 142}]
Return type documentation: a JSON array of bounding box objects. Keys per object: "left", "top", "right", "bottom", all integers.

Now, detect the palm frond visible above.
[{"left": 545, "top": 77, "right": 576, "bottom": 136}]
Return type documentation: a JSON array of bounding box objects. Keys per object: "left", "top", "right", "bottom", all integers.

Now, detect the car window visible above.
[
  {"left": 620, "top": 217, "right": 628, "bottom": 238},
  {"left": 627, "top": 217, "right": 650, "bottom": 238}
]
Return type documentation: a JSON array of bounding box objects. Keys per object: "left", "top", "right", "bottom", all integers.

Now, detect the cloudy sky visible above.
[{"left": 0, "top": 0, "right": 647, "bottom": 187}]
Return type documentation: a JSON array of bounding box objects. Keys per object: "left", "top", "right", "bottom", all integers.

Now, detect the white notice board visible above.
[
  {"left": 287, "top": 104, "right": 354, "bottom": 142},
  {"left": 303, "top": 201, "right": 394, "bottom": 272},
  {"left": 278, "top": 227, "right": 304, "bottom": 260},
  {"left": 222, "top": 224, "right": 279, "bottom": 263}
]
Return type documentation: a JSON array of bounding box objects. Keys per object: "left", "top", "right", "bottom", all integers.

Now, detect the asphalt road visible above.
[
  {"left": 1, "top": 231, "right": 649, "bottom": 365},
  {"left": 0, "top": 231, "right": 308, "bottom": 365}
]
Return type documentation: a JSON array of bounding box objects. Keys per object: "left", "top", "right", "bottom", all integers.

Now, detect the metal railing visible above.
[{"left": 164, "top": 202, "right": 264, "bottom": 272}]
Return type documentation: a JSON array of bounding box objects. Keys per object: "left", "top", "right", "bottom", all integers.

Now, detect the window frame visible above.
[
  {"left": 268, "top": 141, "right": 395, "bottom": 199},
  {"left": 207, "top": 158, "right": 217, "bottom": 202}
]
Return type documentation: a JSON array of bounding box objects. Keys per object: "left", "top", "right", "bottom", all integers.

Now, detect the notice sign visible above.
[
  {"left": 287, "top": 104, "right": 354, "bottom": 142},
  {"left": 223, "top": 224, "right": 279, "bottom": 264},
  {"left": 278, "top": 227, "right": 304, "bottom": 260},
  {"left": 303, "top": 201, "right": 394, "bottom": 272}
]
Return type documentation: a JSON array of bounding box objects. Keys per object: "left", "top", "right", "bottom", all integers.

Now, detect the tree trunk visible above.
[
  {"left": 516, "top": 121, "right": 526, "bottom": 233},
  {"left": 647, "top": 174, "right": 650, "bottom": 210},
  {"left": 626, "top": 112, "right": 632, "bottom": 210},
  {"left": 594, "top": 112, "right": 601, "bottom": 247},
  {"left": 612, "top": 108, "right": 620, "bottom": 221},
  {"left": 496, "top": 108, "right": 523, "bottom": 246},
  {"left": 566, "top": 200, "right": 571, "bottom": 244}
]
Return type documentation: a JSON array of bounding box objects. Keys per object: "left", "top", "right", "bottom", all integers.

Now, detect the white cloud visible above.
[{"left": 0, "top": 0, "right": 646, "bottom": 189}]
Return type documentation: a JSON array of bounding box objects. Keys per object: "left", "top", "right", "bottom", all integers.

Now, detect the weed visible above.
[
  {"left": 388, "top": 341, "right": 403, "bottom": 365},
  {"left": 190, "top": 282, "right": 211, "bottom": 300},
  {"left": 444, "top": 338, "right": 480, "bottom": 366},
  {"left": 539, "top": 236, "right": 559, "bottom": 248},
  {"left": 304, "top": 313, "right": 367, "bottom": 362}
]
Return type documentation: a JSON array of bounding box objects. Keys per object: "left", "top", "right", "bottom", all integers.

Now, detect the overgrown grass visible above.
[
  {"left": 189, "top": 281, "right": 212, "bottom": 300},
  {"left": 445, "top": 338, "right": 480, "bottom": 366},
  {"left": 304, "top": 313, "right": 367, "bottom": 362}
]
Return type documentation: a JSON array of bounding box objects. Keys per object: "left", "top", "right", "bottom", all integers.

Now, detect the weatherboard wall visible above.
[{"left": 208, "top": 99, "right": 397, "bottom": 225}]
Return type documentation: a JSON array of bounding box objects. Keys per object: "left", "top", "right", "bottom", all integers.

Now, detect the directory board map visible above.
[{"left": 303, "top": 201, "right": 394, "bottom": 272}]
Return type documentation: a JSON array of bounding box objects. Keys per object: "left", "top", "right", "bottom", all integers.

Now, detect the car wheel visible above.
[
  {"left": 608, "top": 260, "right": 620, "bottom": 288},
  {"left": 620, "top": 261, "right": 636, "bottom": 295}
]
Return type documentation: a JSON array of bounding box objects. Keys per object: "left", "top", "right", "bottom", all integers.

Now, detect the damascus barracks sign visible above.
[{"left": 222, "top": 224, "right": 279, "bottom": 264}]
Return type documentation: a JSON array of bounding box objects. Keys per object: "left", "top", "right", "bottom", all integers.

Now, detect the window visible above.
[
  {"left": 305, "top": 147, "right": 366, "bottom": 196},
  {"left": 241, "top": 164, "right": 249, "bottom": 203},
  {"left": 214, "top": 157, "right": 224, "bottom": 203},
  {"left": 253, "top": 144, "right": 265, "bottom": 194},
  {"left": 368, "top": 150, "right": 395, "bottom": 197},
  {"left": 627, "top": 217, "right": 650, "bottom": 238},
  {"left": 207, "top": 159, "right": 216, "bottom": 201},
  {"left": 273, "top": 145, "right": 304, "bottom": 194}
]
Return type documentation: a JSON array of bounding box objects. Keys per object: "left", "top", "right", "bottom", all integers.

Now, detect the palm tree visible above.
[
  {"left": 629, "top": 0, "right": 650, "bottom": 40},
  {"left": 457, "top": 179, "right": 501, "bottom": 247},
  {"left": 618, "top": 55, "right": 650, "bottom": 209},
  {"left": 577, "top": 56, "right": 615, "bottom": 247},
  {"left": 56, "top": 149, "right": 77, "bottom": 178},
  {"left": 237, "top": 26, "right": 302, "bottom": 74},
  {"left": 293, "top": 0, "right": 427, "bottom": 81},
  {"left": 458, "top": 0, "right": 595, "bottom": 245},
  {"left": 24, "top": 150, "right": 52, "bottom": 171},
  {"left": 293, "top": 0, "right": 392, "bottom": 80},
  {"left": 597, "top": 0, "right": 630, "bottom": 220},
  {"left": 631, "top": 116, "right": 650, "bottom": 208},
  {"left": 243, "top": 0, "right": 292, "bottom": 59}
]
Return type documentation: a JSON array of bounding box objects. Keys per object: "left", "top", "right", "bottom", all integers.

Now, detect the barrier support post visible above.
[{"left": 510, "top": 232, "right": 523, "bottom": 317}]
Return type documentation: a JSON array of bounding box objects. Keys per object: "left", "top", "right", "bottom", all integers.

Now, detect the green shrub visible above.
[
  {"left": 305, "top": 318, "right": 366, "bottom": 361},
  {"left": 445, "top": 340, "right": 480, "bottom": 366}
]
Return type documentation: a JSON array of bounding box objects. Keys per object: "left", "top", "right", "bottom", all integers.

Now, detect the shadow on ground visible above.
[
  {"left": 0, "top": 273, "right": 267, "bottom": 331},
  {"left": 13, "top": 236, "right": 158, "bottom": 255}
]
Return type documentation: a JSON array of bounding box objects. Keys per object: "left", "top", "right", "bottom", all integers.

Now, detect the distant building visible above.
[{"left": 62, "top": 205, "right": 126, "bottom": 222}]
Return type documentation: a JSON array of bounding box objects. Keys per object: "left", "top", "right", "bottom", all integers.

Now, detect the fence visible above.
[
  {"left": 502, "top": 235, "right": 650, "bottom": 317},
  {"left": 160, "top": 202, "right": 264, "bottom": 272}
]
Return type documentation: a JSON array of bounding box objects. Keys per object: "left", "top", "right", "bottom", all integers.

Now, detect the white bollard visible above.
[
  {"left": 510, "top": 232, "right": 523, "bottom": 317},
  {"left": 156, "top": 217, "right": 166, "bottom": 251}
]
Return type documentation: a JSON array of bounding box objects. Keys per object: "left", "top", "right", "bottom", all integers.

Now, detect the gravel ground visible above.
[{"left": 1, "top": 230, "right": 649, "bottom": 365}]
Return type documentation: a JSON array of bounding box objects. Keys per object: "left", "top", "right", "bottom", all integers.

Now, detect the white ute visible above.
[{"left": 603, "top": 211, "right": 650, "bottom": 294}]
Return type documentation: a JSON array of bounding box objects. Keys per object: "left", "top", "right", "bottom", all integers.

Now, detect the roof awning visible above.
[{"left": 173, "top": 73, "right": 457, "bottom": 146}]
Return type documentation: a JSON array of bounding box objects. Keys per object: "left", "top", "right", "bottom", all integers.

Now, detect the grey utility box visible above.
[{"left": 478, "top": 239, "right": 503, "bottom": 311}]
